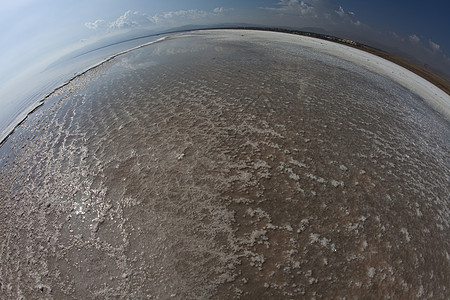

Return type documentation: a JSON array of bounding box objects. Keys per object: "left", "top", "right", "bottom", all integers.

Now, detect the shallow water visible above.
[
  {"left": 0, "top": 30, "right": 449, "bottom": 299},
  {"left": 0, "top": 34, "right": 166, "bottom": 145}
]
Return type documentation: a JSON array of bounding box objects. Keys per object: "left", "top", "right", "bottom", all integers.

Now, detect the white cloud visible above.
[
  {"left": 152, "top": 9, "right": 211, "bottom": 25},
  {"left": 262, "top": 0, "right": 317, "bottom": 17},
  {"left": 408, "top": 34, "right": 420, "bottom": 43},
  {"left": 429, "top": 40, "right": 440, "bottom": 52},
  {"left": 335, "top": 6, "right": 345, "bottom": 17},
  {"left": 85, "top": 7, "right": 230, "bottom": 32},
  {"left": 334, "top": 4, "right": 360, "bottom": 26},
  {"left": 85, "top": 11, "right": 154, "bottom": 31},
  {"left": 261, "top": 0, "right": 361, "bottom": 26},
  {"left": 109, "top": 10, "right": 154, "bottom": 30},
  {"left": 85, "top": 19, "right": 106, "bottom": 30},
  {"left": 147, "top": 7, "right": 232, "bottom": 25}
]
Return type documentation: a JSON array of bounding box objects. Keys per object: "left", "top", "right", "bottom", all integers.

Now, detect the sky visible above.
[{"left": 0, "top": 0, "right": 449, "bottom": 116}]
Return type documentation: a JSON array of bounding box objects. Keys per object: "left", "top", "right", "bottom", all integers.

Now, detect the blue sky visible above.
[{"left": 1, "top": 0, "right": 449, "bottom": 99}]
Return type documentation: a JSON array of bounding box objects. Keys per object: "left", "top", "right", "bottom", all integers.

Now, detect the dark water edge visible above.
[{"left": 0, "top": 30, "right": 449, "bottom": 299}]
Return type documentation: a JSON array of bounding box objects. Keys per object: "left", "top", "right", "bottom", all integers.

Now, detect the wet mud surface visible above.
[{"left": 1, "top": 30, "right": 449, "bottom": 299}]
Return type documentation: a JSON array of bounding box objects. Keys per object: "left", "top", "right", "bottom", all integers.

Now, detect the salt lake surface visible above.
[
  {"left": 0, "top": 34, "right": 167, "bottom": 145},
  {"left": 0, "top": 30, "right": 449, "bottom": 299}
]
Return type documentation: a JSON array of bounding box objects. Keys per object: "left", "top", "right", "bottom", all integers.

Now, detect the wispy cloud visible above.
[
  {"left": 429, "top": 40, "right": 441, "bottom": 52},
  {"left": 150, "top": 9, "right": 209, "bottom": 25},
  {"left": 383, "top": 31, "right": 449, "bottom": 75},
  {"left": 335, "top": 6, "right": 345, "bottom": 17},
  {"left": 85, "top": 10, "right": 152, "bottom": 31},
  {"left": 260, "top": 0, "right": 361, "bottom": 26},
  {"left": 408, "top": 34, "right": 420, "bottom": 43},
  {"left": 84, "top": 19, "right": 106, "bottom": 30},
  {"left": 261, "top": 0, "right": 317, "bottom": 17},
  {"left": 110, "top": 10, "right": 154, "bottom": 29},
  {"left": 397, "top": 33, "right": 442, "bottom": 54},
  {"left": 85, "top": 8, "right": 231, "bottom": 32},
  {"left": 334, "top": 4, "right": 361, "bottom": 26}
]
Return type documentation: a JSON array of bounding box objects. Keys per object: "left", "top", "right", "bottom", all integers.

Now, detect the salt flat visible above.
[
  {"left": 0, "top": 30, "right": 449, "bottom": 299},
  {"left": 199, "top": 29, "right": 450, "bottom": 120}
]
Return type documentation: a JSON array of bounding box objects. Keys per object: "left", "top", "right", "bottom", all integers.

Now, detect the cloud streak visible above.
[
  {"left": 394, "top": 33, "right": 442, "bottom": 54},
  {"left": 409, "top": 34, "right": 420, "bottom": 43},
  {"left": 110, "top": 10, "right": 154, "bottom": 29},
  {"left": 85, "top": 8, "right": 230, "bottom": 32},
  {"left": 429, "top": 40, "right": 441, "bottom": 52},
  {"left": 260, "top": 0, "right": 361, "bottom": 27},
  {"left": 261, "top": 0, "right": 316, "bottom": 17},
  {"left": 84, "top": 19, "right": 106, "bottom": 30},
  {"left": 335, "top": 6, "right": 345, "bottom": 17}
]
